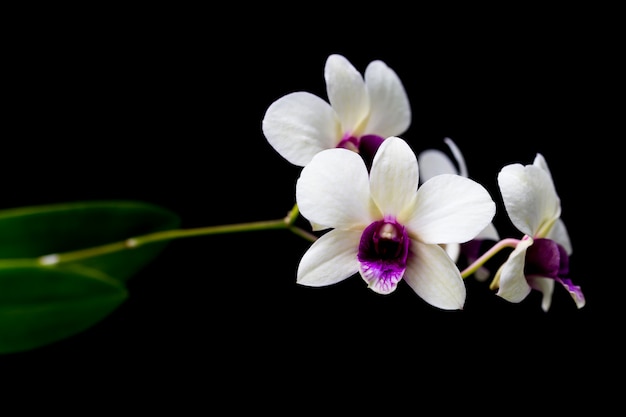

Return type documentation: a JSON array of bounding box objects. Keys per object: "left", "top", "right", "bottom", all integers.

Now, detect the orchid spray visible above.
[{"left": 0, "top": 54, "right": 584, "bottom": 355}]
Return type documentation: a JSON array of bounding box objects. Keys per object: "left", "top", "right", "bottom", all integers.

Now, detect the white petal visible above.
[
  {"left": 417, "top": 149, "right": 457, "bottom": 182},
  {"left": 547, "top": 218, "right": 572, "bottom": 255},
  {"left": 403, "top": 240, "right": 466, "bottom": 310},
  {"left": 443, "top": 243, "right": 461, "bottom": 262},
  {"left": 497, "top": 162, "right": 561, "bottom": 237},
  {"left": 362, "top": 60, "right": 411, "bottom": 137},
  {"left": 443, "top": 138, "right": 468, "bottom": 177},
  {"left": 297, "top": 229, "right": 361, "bottom": 287},
  {"left": 533, "top": 153, "right": 553, "bottom": 179},
  {"left": 406, "top": 174, "right": 496, "bottom": 244},
  {"left": 369, "top": 137, "right": 419, "bottom": 218},
  {"left": 417, "top": 138, "right": 468, "bottom": 183},
  {"left": 527, "top": 276, "right": 555, "bottom": 312},
  {"left": 296, "top": 148, "right": 376, "bottom": 230},
  {"left": 262, "top": 92, "right": 340, "bottom": 166},
  {"left": 496, "top": 237, "right": 533, "bottom": 303},
  {"left": 324, "top": 54, "right": 369, "bottom": 134},
  {"left": 476, "top": 222, "right": 500, "bottom": 241},
  {"left": 310, "top": 221, "right": 330, "bottom": 232}
]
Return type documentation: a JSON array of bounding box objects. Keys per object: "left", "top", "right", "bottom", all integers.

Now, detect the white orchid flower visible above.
[
  {"left": 262, "top": 54, "right": 411, "bottom": 167},
  {"left": 295, "top": 137, "right": 496, "bottom": 310},
  {"left": 494, "top": 153, "right": 585, "bottom": 311}
]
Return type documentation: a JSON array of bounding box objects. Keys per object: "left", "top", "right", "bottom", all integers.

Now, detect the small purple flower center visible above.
[
  {"left": 357, "top": 218, "right": 410, "bottom": 294},
  {"left": 337, "top": 134, "right": 385, "bottom": 169},
  {"left": 524, "top": 238, "right": 569, "bottom": 280},
  {"left": 524, "top": 237, "right": 585, "bottom": 307}
]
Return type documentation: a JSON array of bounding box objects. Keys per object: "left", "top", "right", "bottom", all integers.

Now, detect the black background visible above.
[{"left": 1, "top": 7, "right": 620, "bottom": 409}]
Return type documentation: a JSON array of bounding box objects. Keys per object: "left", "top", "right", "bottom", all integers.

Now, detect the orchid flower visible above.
[
  {"left": 492, "top": 153, "right": 585, "bottom": 311},
  {"left": 262, "top": 54, "right": 411, "bottom": 167},
  {"left": 295, "top": 137, "right": 496, "bottom": 310},
  {"left": 417, "top": 137, "right": 500, "bottom": 281}
]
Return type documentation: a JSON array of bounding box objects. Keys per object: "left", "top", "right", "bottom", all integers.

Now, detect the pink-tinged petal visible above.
[
  {"left": 527, "top": 276, "right": 556, "bottom": 312},
  {"left": 497, "top": 162, "right": 561, "bottom": 237},
  {"left": 324, "top": 54, "right": 370, "bottom": 134},
  {"left": 370, "top": 137, "right": 419, "bottom": 217},
  {"left": 555, "top": 277, "right": 586, "bottom": 309},
  {"left": 417, "top": 149, "right": 458, "bottom": 182},
  {"left": 403, "top": 240, "right": 466, "bottom": 310},
  {"left": 547, "top": 218, "right": 572, "bottom": 255},
  {"left": 296, "top": 148, "right": 377, "bottom": 230},
  {"left": 496, "top": 237, "right": 533, "bottom": 303},
  {"left": 297, "top": 229, "right": 361, "bottom": 287},
  {"left": 362, "top": 60, "right": 411, "bottom": 138},
  {"left": 406, "top": 174, "right": 496, "bottom": 244},
  {"left": 262, "top": 92, "right": 340, "bottom": 166}
]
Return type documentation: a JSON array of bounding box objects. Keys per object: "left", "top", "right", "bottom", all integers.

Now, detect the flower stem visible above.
[
  {"left": 460, "top": 238, "right": 519, "bottom": 279},
  {"left": 37, "top": 204, "right": 316, "bottom": 266}
]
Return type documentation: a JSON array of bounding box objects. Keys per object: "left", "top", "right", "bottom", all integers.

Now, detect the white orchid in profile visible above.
[
  {"left": 295, "top": 136, "right": 496, "bottom": 310},
  {"left": 492, "top": 153, "right": 585, "bottom": 311},
  {"left": 417, "top": 137, "right": 499, "bottom": 281},
  {"left": 262, "top": 54, "right": 411, "bottom": 168}
]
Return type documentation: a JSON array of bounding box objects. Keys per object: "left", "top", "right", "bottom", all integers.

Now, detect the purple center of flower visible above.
[
  {"left": 524, "top": 237, "right": 585, "bottom": 306},
  {"left": 337, "top": 134, "right": 385, "bottom": 169},
  {"left": 357, "top": 217, "right": 410, "bottom": 294},
  {"left": 524, "top": 238, "right": 569, "bottom": 279}
]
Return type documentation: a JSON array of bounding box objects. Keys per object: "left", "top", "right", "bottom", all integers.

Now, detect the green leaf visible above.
[
  {"left": 0, "top": 200, "right": 181, "bottom": 281},
  {"left": 0, "top": 265, "right": 128, "bottom": 354},
  {"left": 0, "top": 200, "right": 181, "bottom": 353}
]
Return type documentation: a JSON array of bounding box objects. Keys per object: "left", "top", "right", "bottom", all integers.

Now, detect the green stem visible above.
[
  {"left": 285, "top": 203, "right": 300, "bottom": 226},
  {"left": 460, "top": 238, "right": 519, "bottom": 279},
  {"left": 38, "top": 203, "right": 316, "bottom": 266}
]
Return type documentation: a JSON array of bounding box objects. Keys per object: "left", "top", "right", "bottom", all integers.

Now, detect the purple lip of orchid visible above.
[
  {"left": 524, "top": 238, "right": 585, "bottom": 306},
  {"left": 357, "top": 218, "right": 410, "bottom": 291},
  {"left": 524, "top": 238, "right": 569, "bottom": 280},
  {"left": 337, "top": 134, "right": 385, "bottom": 169}
]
